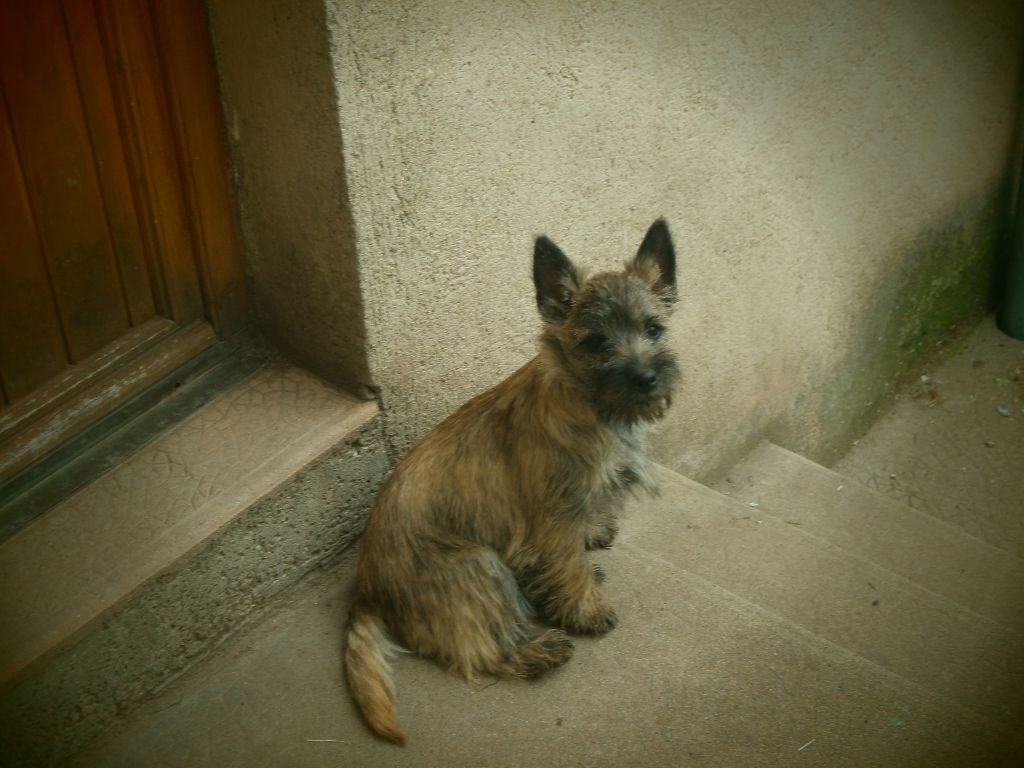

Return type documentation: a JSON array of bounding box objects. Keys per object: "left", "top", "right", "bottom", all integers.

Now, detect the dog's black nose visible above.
[{"left": 634, "top": 369, "right": 658, "bottom": 390}]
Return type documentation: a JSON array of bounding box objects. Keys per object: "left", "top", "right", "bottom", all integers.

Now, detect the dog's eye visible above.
[
  {"left": 646, "top": 323, "right": 665, "bottom": 340},
  {"left": 580, "top": 334, "right": 608, "bottom": 354}
]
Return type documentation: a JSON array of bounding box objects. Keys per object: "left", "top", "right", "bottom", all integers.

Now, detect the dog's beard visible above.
[{"left": 588, "top": 355, "right": 680, "bottom": 426}]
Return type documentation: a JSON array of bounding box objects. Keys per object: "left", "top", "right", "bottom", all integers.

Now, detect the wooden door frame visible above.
[{"left": 102, "top": 0, "right": 248, "bottom": 339}]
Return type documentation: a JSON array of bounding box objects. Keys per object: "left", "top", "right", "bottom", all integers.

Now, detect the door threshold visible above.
[{"left": 0, "top": 341, "right": 267, "bottom": 544}]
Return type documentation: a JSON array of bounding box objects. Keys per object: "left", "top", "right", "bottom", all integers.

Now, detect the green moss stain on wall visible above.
[{"left": 775, "top": 190, "right": 1008, "bottom": 465}]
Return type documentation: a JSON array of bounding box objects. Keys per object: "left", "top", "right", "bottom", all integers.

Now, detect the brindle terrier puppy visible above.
[{"left": 345, "top": 219, "right": 680, "bottom": 744}]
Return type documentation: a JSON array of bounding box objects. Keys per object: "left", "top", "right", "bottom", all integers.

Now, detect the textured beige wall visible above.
[
  {"left": 211, "top": 0, "right": 1022, "bottom": 478},
  {"left": 322, "top": 0, "right": 1021, "bottom": 476}
]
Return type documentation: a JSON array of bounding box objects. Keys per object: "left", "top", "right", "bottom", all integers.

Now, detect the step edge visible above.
[
  {"left": 616, "top": 538, "right": 1024, "bottom": 742},
  {"left": 749, "top": 441, "right": 1024, "bottom": 563},
  {"left": 653, "top": 463, "right": 1024, "bottom": 640},
  {"left": 715, "top": 442, "right": 1024, "bottom": 626},
  {"left": 729, "top": 489, "right": 1024, "bottom": 635}
]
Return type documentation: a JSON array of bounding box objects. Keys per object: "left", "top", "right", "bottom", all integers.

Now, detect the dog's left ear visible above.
[{"left": 629, "top": 218, "right": 677, "bottom": 304}]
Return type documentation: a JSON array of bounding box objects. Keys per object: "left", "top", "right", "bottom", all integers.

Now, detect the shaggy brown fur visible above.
[{"left": 344, "top": 219, "right": 680, "bottom": 744}]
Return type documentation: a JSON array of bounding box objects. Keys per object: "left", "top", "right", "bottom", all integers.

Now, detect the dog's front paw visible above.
[{"left": 563, "top": 604, "right": 618, "bottom": 636}]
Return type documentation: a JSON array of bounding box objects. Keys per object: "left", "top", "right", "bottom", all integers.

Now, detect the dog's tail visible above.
[{"left": 344, "top": 605, "right": 406, "bottom": 745}]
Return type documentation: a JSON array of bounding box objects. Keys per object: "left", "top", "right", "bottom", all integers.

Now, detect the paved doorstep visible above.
[{"left": 72, "top": 525, "right": 1020, "bottom": 768}]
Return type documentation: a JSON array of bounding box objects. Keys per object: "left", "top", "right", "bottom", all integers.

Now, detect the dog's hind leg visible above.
[
  {"left": 393, "top": 542, "right": 573, "bottom": 681},
  {"left": 511, "top": 535, "right": 618, "bottom": 637}
]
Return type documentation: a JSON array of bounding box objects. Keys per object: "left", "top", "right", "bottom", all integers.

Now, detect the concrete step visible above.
[
  {"left": 623, "top": 467, "right": 1024, "bottom": 734},
  {"left": 70, "top": 508, "right": 1022, "bottom": 767},
  {"left": 833, "top": 317, "right": 1024, "bottom": 557},
  {"left": 68, "top": 465, "right": 1023, "bottom": 768},
  {"left": 0, "top": 360, "right": 388, "bottom": 767},
  {"left": 715, "top": 442, "right": 1024, "bottom": 632}
]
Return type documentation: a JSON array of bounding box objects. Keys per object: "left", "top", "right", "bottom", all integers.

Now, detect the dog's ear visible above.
[
  {"left": 629, "top": 219, "right": 677, "bottom": 304},
  {"left": 533, "top": 236, "right": 582, "bottom": 323}
]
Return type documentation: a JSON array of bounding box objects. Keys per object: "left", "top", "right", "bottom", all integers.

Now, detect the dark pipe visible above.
[
  {"left": 998, "top": 70, "right": 1024, "bottom": 340},
  {"left": 1001, "top": 202, "right": 1024, "bottom": 339}
]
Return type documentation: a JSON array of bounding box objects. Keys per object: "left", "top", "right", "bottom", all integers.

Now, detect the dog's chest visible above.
[{"left": 604, "top": 421, "right": 654, "bottom": 493}]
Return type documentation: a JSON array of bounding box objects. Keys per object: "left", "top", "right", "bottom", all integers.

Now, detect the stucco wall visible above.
[
  {"left": 322, "top": 0, "right": 1021, "bottom": 476},
  {"left": 211, "top": 0, "right": 1022, "bottom": 478}
]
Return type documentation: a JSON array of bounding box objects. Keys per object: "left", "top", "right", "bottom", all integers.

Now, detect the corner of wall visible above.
[{"left": 202, "top": 0, "right": 374, "bottom": 400}]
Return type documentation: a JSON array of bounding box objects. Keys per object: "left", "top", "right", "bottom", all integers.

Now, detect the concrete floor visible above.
[{"left": 68, "top": 318, "right": 1024, "bottom": 768}]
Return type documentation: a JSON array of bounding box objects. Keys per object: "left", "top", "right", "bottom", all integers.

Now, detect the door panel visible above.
[{"left": 0, "top": 0, "right": 246, "bottom": 478}]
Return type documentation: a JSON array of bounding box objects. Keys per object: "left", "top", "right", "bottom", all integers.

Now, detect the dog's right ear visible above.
[{"left": 533, "top": 236, "right": 581, "bottom": 324}]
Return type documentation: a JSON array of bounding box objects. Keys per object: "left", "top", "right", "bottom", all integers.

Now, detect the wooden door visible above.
[{"left": 0, "top": 0, "right": 246, "bottom": 480}]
